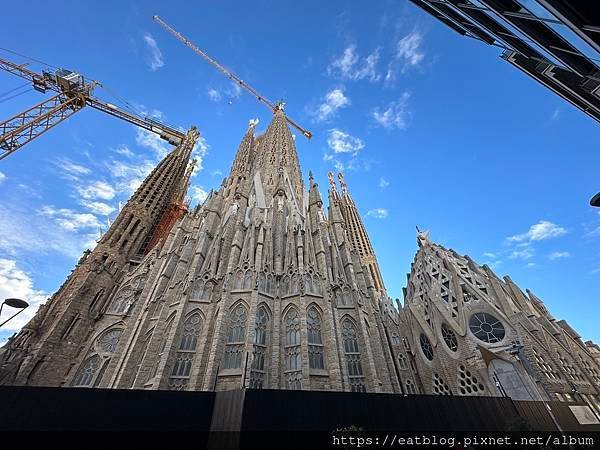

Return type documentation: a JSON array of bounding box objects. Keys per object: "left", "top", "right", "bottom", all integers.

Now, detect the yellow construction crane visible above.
[
  {"left": 153, "top": 15, "right": 313, "bottom": 140},
  {"left": 0, "top": 56, "right": 185, "bottom": 160}
]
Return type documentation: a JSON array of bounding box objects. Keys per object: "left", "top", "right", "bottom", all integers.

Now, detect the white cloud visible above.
[
  {"left": 549, "top": 251, "right": 570, "bottom": 260},
  {"left": 551, "top": 108, "right": 561, "bottom": 121},
  {"left": 0, "top": 203, "right": 96, "bottom": 259},
  {"left": 189, "top": 185, "right": 209, "bottom": 204},
  {"left": 136, "top": 128, "right": 171, "bottom": 159},
  {"left": 367, "top": 208, "right": 388, "bottom": 219},
  {"left": 485, "top": 260, "right": 503, "bottom": 270},
  {"left": 114, "top": 145, "right": 134, "bottom": 158},
  {"left": 327, "top": 45, "right": 381, "bottom": 82},
  {"left": 192, "top": 136, "right": 209, "bottom": 175},
  {"left": 372, "top": 92, "right": 411, "bottom": 130},
  {"left": 212, "top": 170, "right": 223, "bottom": 177},
  {"left": 0, "top": 171, "right": 5, "bottom": 184},
  {"left": 208, "top": 88, "right": 222, "bottom": 102},
  {"left": 525, "top": 262, "right": 536, "bottom": 268},
  {"left": 40, "top": 206, "right": 102, "bottom": 232},
  {"left": 313, "top": 88, "right": 351, "bottom": 122},
  {"left": 326, "top": 129, "right": 365, "bottom": 156},
  {"left": 80, "top": 200, "right": 116, "bottom": 216},
  {"left": 0, "top": 259, "right": 48, "bottom": 336},
  {"left": 143, "top": 33, "right": 164, "bottom": 71},
  {"left": 396, "top": 31, "right": 425, "bottom": 67},
  {"left": 227, "top": 82, "right": 242, "bottom": 100},
  {"left": 508, "top": 246, "right": 535, "bottom": 260},
  {"left": 76, "top": 180, "right": 116, "bottom": 201},
  {"left": 483, "top": 252, "right": 497, "bottom": 259},
  {"left": 56, "top": 158, "right": 90, "bottom": 177},
  {"left": 379, "top": 177, "right": 390, "bottom": 189},
  {"left": 385, "top": 31, "right": 426, "bottom": 83},
  {"left": 105, "top": 158, "right": 155, "bottom": 196},
  {"left": 53, "top": 158, "right": 92, "bottom": 183},
  {"left": 507, "top": 220, "right": 567, "bottom": 243}
]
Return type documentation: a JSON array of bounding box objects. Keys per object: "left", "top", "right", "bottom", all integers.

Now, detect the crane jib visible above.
[{"left": 153, "top": 15, "right": 313, "bottom": 140}]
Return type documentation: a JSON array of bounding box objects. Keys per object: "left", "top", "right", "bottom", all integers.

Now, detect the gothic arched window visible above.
[
  {"left": 257, "top": 272, "right": 275, "bottom": 296},
  {"left": 289, "top": 275, "right": 300, "bottom": 296},
  {"left": 72, "top": 355, "right": 101, "bottom": 387},
  {"left": 223, "top": 304, "right": 247, "bottom": 370},
  {"left": 441, "top": 323, "right": 458, "bottom": 352},
  {"left": 280, "top": 274, "right": 300, "bottom": 296},
  {"left": 170, "top": 312, "right": 202, "bottom": 390},
  {"left": 191, "top": 280, "right": 213, "bottom": 301},
  {"left": 233, "top": 270, "right": 245, "bottom": 290},
  {"left": 304, "top": 273, "right": 322, "bottom": 296},
  {"left": 307, "top": 307, "right": 324, "bottom": 370},
  {"left": 340, "top": 289, "right": 353, "bottom": 307},
  {"left": 419, "top": 334, "right": 434, "bottom": 361},
  {"left": 243, "top": 270, "right": 253, "bottom": 290},
  {"left": 283, "top": 308, "right": 302, "bottom": 389},
  {"left": 95, "top": 328, "right": 123, "bottom": 354},
  {"left": 405, "top": 379, "right": 417, "bottom": 394},
  {"left": 342, "top": 319, "right": 365, "bottom": 392},
  {"left": 108, "top": 288, "right": 134, "bottom": 314},
  {"left": 150, "top": 315, "right": 175, "bottom": 381},
  {"left": 285, "top": 308, "right": 301, "bottom": 348},
  {"left": 131, "top": 327, "right": 154, "bottom": 388},
  {"left": 469, "top": 313, "right": 505, "bottom": 343},
  {"left": 398, "top": 354, "right": 408, "bottom": 370},
  {"left": 250, "top": 306, "right": 269, "bottom": 389}
]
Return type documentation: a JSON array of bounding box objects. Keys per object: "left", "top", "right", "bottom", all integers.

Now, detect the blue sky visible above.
[{"left": 1, "top": 1, "right": 599, "bottom": 345}]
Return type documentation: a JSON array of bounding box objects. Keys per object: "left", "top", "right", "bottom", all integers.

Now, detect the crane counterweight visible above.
[{"left": 0, "top": 56, "right": 186, "bottom": 160}]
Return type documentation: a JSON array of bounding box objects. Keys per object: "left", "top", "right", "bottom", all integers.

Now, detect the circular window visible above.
[
  {"left": 95, "top": 329, "right": 123, "bottom": 354},
  {"left": 419, "top": 333, "right": 434, "bottom": 361},
  {"left": 469, "top": 313, "right": 505, "bottom": 343},
  {"left": 441, "top": 323, "right": 458, "bottom": 352}
]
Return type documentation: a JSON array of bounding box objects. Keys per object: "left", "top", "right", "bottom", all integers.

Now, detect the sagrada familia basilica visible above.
[{"left": 1, "top": 107, "right": 599, "bottom": 415}]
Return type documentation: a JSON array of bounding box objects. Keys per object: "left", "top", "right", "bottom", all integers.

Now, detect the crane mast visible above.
[
  {"left": 0, "top": 56, "right": 185, "bottom": 160},
  {"left": 153, "top": 15, "right": 313, "bottom": 140}
]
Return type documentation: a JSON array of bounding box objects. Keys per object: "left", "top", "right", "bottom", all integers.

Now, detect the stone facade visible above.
[
  {"left": 399, "top": 230, "right": 600, "bottom": 415},
  {"left": 0, "top": 109, "right": 598, "bottom": 416}
]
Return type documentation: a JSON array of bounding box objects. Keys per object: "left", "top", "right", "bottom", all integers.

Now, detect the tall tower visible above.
[
  {"left": 0, "top": 128, "right": 198, "bottom": 386},
  {"left": 0, "top": 109, "right": 402, "bottom": 393},
  {"left": 334, "top": 172, "right": 386, "bottom": 293}
]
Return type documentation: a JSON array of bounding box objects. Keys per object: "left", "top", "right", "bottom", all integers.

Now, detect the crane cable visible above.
[
  {"left": 0, "top": 87, "right": 32, "bottom": 105},
  {"left": 0, "top": 47, "right": 59, "bottom": 70},
  {"left": 96, "top": 84, "right": 146, "bottom": 117},
  {"left": 0, "top": 81, "right": 30, "bottom": 99}
]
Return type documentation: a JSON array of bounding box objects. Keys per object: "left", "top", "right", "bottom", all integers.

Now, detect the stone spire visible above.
[
  {"left": 103, "top": 126, "right": 199, "bottom": 257},
  {"left": 223, "top": 119, "right": 257, "bottom": 203},
  {"left": 229, "top": 119, "right": 257, "bottom": 177},
  {"left": 0, "top": 127, "right": 198, "bottom": 386},
  {"left": 336, "top": 172, "right": 386, "bottom": 293},
  {"left": 252, "top": 108, "right": 304, "bottom": 202}
]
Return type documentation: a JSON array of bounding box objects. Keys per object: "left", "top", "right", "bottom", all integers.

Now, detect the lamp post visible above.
[
  {"left": 0, "top": 298, "right": 29, "bottom": 328},
  {"left": 591, "top": 192, "right": 600, "bottom": 207}
]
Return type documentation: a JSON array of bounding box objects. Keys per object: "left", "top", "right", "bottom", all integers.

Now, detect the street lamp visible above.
[
  {"left": 0, "top": 298, "right": 29, "bottom": 328},
  {"left": 591, "top": 192, "right": 600, "bottom": 207}
]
